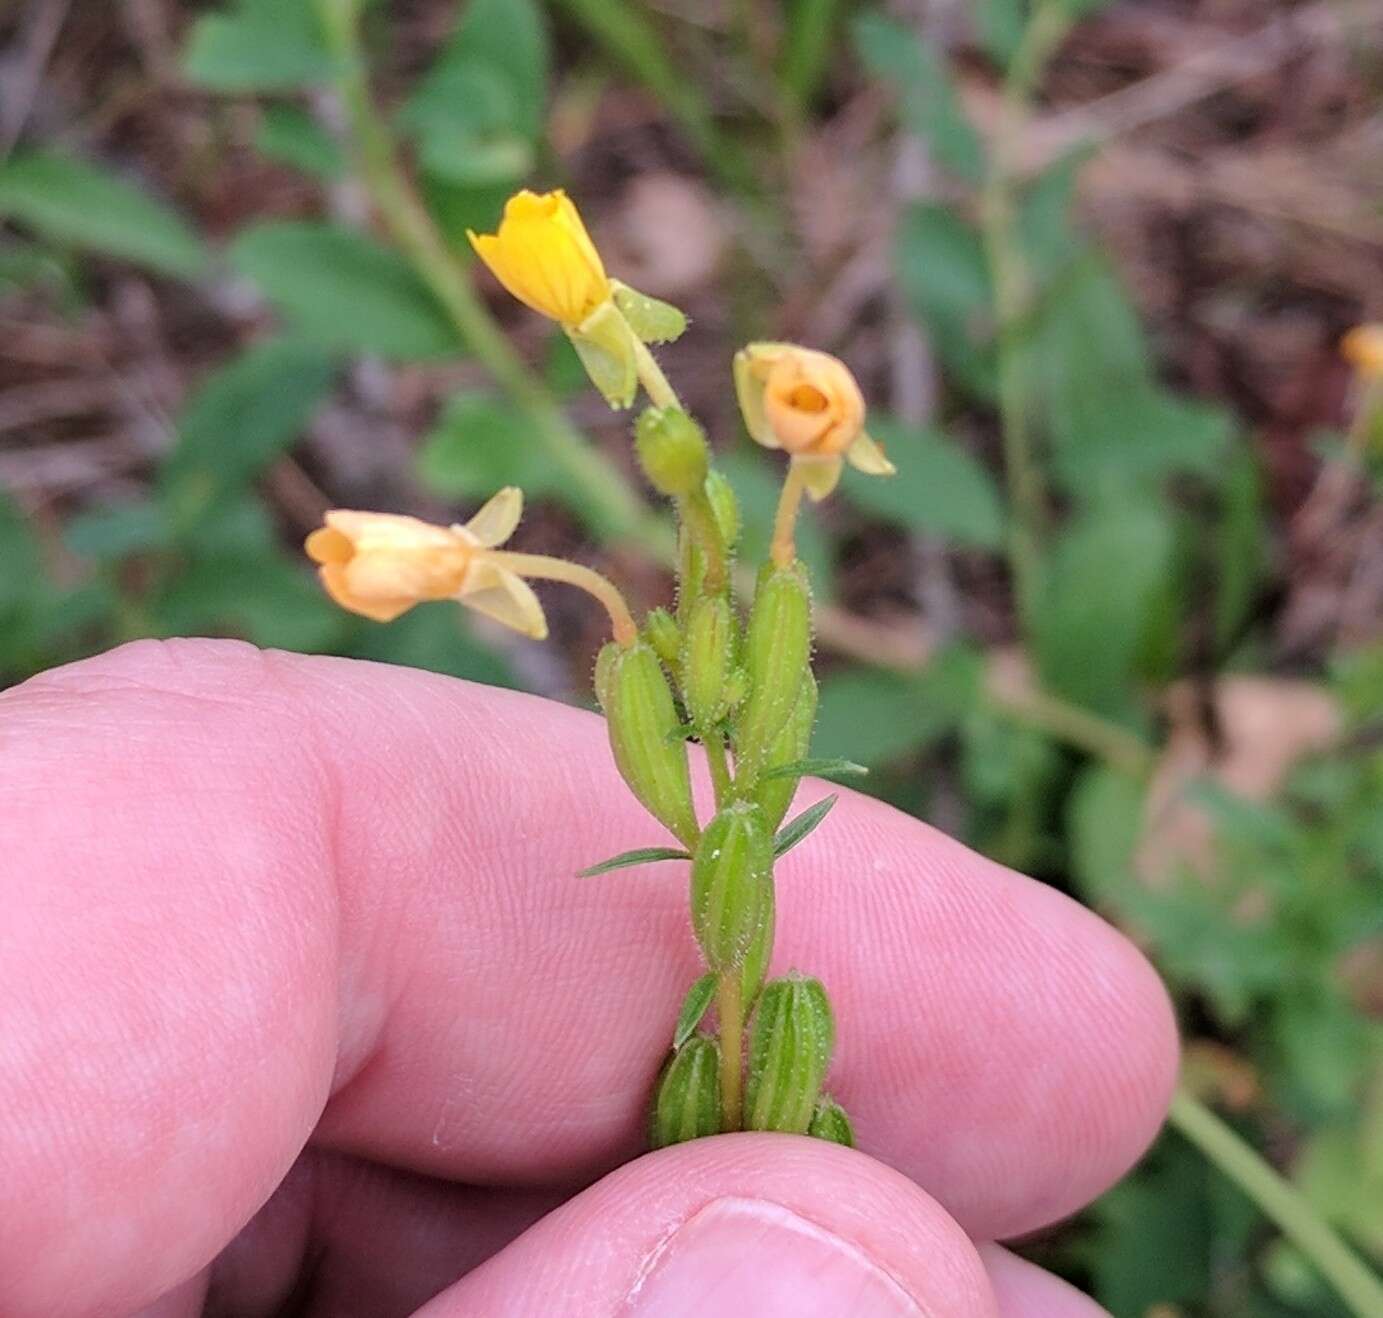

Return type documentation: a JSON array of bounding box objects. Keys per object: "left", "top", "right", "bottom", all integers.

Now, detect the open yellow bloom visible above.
[
  {"left": 305, "top": 488, "right": 547, "bottom": 638},
  {"left": 1342, "top": 324, "right": 1383, "bottom": 380},
  {"left": 467, "top": 190, "right": 610, "bottom": 328},
  {"left": 734, "top": 343, "right": 895, "bottom": 499}
]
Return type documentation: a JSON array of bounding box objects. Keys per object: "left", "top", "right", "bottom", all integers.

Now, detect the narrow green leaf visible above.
[
  {"left": 0, "top": 153, "right": 206, "bottom": 277},
  {"left": 256, "top": 105, "right": 345, "bottom": 179},
  {"left": 673, "top": 973, "right": 717, "bottom": 1050},
  {"left": 231, "top": 222, "right": 460, "bottom": 360},
  {"left": 773, "top": 795, "right": 837, "bottom": 858},
  {"left": 758, "top": 757, "right": 868, "bottom": 783},
  {"left": 577, "top": 846, "right": 692, "bottom": 878},
  {"left": 844, "top": 416, "right": 1005, "bottom": 549}
]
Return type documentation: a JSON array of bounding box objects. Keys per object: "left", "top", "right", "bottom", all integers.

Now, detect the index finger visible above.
[{"left": 0, "top": 639, "right": 1175, "bottom": 1317}]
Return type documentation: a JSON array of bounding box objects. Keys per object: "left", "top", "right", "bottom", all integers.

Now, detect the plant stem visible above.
[
  {"left": 770, "top": 461, "right": 809, "bottom": 567},
  {"left": 633, "top": 338, "right": 683, "bottom": 411},
  {"left": 1169, "top": 1087, "right": 1383, "bottom": 1317},
  {"left": 716, "top": 971, "right": 745, "bottom": 1130},
  {"left": 315, "top": 0, "right": 643, "bottom": 544},
  {"left": 483, "top": 550, "right": 638, "bottom": 647},
  {"left": 681, "top": 489, "right": 728, "bottom": 595},
  {"left": 978, "top": 1, "right": 1071, "bottom": 631},
  {"left": 704, "top": 730, "right": 734, "bottom": 808}
]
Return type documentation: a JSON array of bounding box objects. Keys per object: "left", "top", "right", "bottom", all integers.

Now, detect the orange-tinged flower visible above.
[
  {"left": 305, "top": 488, "right": 547, "bottom": 637},
  {"left": 467, "top": 189, "right": 610, "bottom": 327},
  {"left": 734, "top": 343, "right": 895, "bottom": 500},
  {"left": 1342, "top": 324, "right": 1383, "bottom": 380}
]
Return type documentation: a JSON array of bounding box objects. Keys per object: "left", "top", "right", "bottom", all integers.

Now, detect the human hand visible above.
[{"left": 0, "top": 640, "right": 1177, "bottom": 1317}]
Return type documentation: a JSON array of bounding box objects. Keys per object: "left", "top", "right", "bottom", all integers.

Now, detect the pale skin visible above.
[{"left": 0, "top": 639, "right": 1179, "bottom": 1317}]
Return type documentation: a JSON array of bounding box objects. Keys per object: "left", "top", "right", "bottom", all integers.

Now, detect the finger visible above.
[
  {"left": 417, "top": 1134, "right": 996, "bottom": 1317},
  {"left": 979, "top": 1245, "right": 1109, "bottom": 1317},
  {"left": 0, "top": 641, "right": 1174, "bottom": 1316}
]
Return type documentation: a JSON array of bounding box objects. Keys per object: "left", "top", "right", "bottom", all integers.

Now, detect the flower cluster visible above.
[{"left": 306, "top": 190, "right": 899, "bottom": 1147}]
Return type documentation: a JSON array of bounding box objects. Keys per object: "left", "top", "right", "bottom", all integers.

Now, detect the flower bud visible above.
[
  {"left": 635, "top": 407, "right": 710, "bottom": 498},
  {"left": 751, "top": 670, "right": 818, "bottom": 831},
  {"left": 650, "top": 1036, "right": 722, "bottom": 1148},
  {"left": 681, "top": 595, "right": 735, "bottom": 729},
  {"left": 704, "top": 469, "right": 740, "bottom": 551},
  {"left": 644, "top": 607, "right": 682, "bottom": 669},
  {"left": 807, "top": 1096, "right": 855, "bottom": 1148},
  {"left": 601, "top": 642, "right": 698, "bottom": 847},
  {"left": 744, "top": 974, "right": 835, "bottom": 1134},
  {"left": 691, "top": 802, "right": 773, "bottom": 973},
  {"left": 735, "top": 563, "right": 812, "bottom": 782}
]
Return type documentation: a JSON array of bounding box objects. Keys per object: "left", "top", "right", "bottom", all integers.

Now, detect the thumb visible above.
[{"left": 417, "top": 1133, "right": 996, "bottom": 1317}]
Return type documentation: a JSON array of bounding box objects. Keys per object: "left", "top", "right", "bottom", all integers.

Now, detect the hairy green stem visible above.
[
  {"left": 1169, "top": 1088, "right": 1383, "bottom": 1317},
  {"left": 716, "top": 972, "right": 744, "bottom": 1130},
  {"left": 705, "top": 730, "right": 733, "bottom": 808}
]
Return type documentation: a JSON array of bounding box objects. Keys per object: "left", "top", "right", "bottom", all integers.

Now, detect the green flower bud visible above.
[
  {"left": 593, "top": 640, "right": 620, "bottom": 711},
  {"left": 650, "top": 1036, "right": 722, "bottom": 1148},
  {"left": 704, "top": 469, "right": 740, "bottom": 550},
  {"left": 723, "top": 666, "right": 748, "bottom": 713},
  {"left": 751, "top": 670, "right": 818, "bottom": 831},
  {"left": 644, "top": 607, "right": 682, "bottom": 669},
  {"left": 807, "top": 1096, "right": 855, "bottom": 1147},
  {"left": 601, "top": 642, "right": 698, "bottom": 847},
  {"left": 682, "top": 595, "right": 735, "bottom": 729},
  {"left": 735, "top": 563, "right": 812, "bottom": 783},
  {"left": 745, "top": 974, "right": 835, "bottom": 1134},
  {"left": 636, "top": 407, "right": 709, "bottom": 497},
  {"left": 691, "top": 802, "right": 773, "bottom": 972}
]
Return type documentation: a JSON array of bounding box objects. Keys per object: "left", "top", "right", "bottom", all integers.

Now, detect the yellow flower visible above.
[
  {"left": 467, "top": 189, "right": 610, "bottom": 328},
  {"left": 305, "top": 488, "right": 547, "bottom": 638},
  {"left": 734, "top": 343, "right": 895, "bottom": 499},
  {"left": 1342, "top": 324, "right": 1383, "bottom": 380}
]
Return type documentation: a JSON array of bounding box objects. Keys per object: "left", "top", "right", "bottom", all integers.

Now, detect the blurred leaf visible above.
[
  {"left": 0, "top": 153, "right": 206, "bottom": 277},
  {"left": 1067, "top": 764, "right": 1143, "bottom": 905},
  {"left": 843, "top": 416, "right": 1004, "bottom": 549},
  {"left": 1214, "top": 447, "right": 1266, "bottom": 652},
  {"left": 64, "top": 501, "right": 168, "bottom": 562},
  {"left": 402, "top": 0, "right": 548, "bottom": 186},
  {"left": 0, "top": 239, "right": 82, "bottom": 309},
  {"left": 975, "top": 0, "right": 1025, "bottom": 70},
  {"left": 1031, "top": 499, "right": 1172, "bottom": 721},
  {"left": 814, "top": 648, "right": 980, "bottom": 769},
  {"left": 896, "top": 203, "right": 996, "bottom": 399},
  {"left": 718, "top": 449, "right": 834, "bottom": 601},
  {"left": 231, "top": 223, "right": 460, "bottom": 359},
  {"left": 0, "top": 492, "right": 43, "bottom": 614},
  {"left": 781, "top": 0, "right": 843, "bottom": 108},
  {"left": 182, "top": 0, "right": 332, "bottom": 92},
  {"left": 1031, "top": 253, "right": 1233, "bottom": 498},
  {"left": 255, "top": 105, "right": 345, "bottom": 178},
  {"left": 163, "top": 337, "right": 337, "bottom": 503},
  {"left": 853, "top": 12, "right": 984, "bottom": 181},
  {"left": 346, "top": 604, "right": 522, "bottom": 687}
]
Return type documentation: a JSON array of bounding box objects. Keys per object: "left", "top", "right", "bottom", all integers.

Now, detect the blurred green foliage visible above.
[{"left": 0, "top": 0, "right": 1379, "bottom": 1312}]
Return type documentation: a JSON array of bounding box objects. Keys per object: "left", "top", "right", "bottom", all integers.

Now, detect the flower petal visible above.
[
  {"left": 733, "top": 349, "right": 777, "bottom": 448},
  {"left": 460, "top": 563, "right": 549, "bottom": 639},
  {"left": 797, "top": 456, "right": 844, "bottom": 502}
]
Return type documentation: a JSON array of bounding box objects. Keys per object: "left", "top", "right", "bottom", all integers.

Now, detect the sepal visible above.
[{"left": 650, "top": 1036, "right": 722, "bottom": 1148}]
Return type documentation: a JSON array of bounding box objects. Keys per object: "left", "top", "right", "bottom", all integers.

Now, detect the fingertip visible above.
[{"left": 979, "top": 1244, "right": 1110, "bottom": 1317}]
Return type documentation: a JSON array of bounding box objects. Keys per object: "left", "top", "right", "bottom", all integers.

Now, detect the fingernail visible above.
[{"left": 626, "top": 1196, "right": 924, "bottom": 1316}]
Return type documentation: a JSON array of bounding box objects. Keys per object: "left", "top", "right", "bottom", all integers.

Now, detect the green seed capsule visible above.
[
  {"left": 751, "top": 670, "right": 818, "bottom": 831},
  {"left": 644, "top": 607, "right": 682, "bottom": 669},
  {"left": 739, "top": 874, "right": 774, "bottom": 1011},
  {"left": 682, "top": 595, "right": 735, "bottom": 730},
  {"left": 744, "top": 974, "right": 835, "bottom": 1134},
  {"left": 601, "top": 642, "right": 698, "bottom": 847},
  {"left": 650, "top": 1036, "right": 722, "bottom": 1148},
  {"left": 704, "top": 469, "right": 740, "bottom": 551},
  {"left": 593, "top": 641, "right": 620, "bottom": 711},
  {"left": 736, "top": 563, "right": 812, "bottom": 782},
  {"left": 635, "top": 406, "right": 709, "bottom": 497},
  {"left": 807, "top": 1096, "right": 855, "bottom": 1147},
  {"left": 691, "top": 802, "right": 773, "bottom": 972}
]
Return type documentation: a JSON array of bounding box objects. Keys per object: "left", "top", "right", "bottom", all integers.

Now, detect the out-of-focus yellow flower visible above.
[
  {"left": 1342, "top": 324, "right": 1383, "bottom": 380},
  {"left": 467, "top": 190, "right": 610, "bottom": 328},
  {"left": 734, "top": 343, "right": 895, "bottom": 500},
  {"left": 305, "top": 488, "right": 547, "bottom": 638}
]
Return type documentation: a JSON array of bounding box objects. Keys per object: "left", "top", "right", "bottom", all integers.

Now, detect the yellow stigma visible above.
[
  {"left": 468, "top": 189, "right": 611, "bottom": 328},
  {"left": 1342, "top": 324, "right": 1383, "bottom": 380}
]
